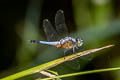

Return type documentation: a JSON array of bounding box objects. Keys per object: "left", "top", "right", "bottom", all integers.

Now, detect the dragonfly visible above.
[{"left": 29, "top": 10, "right": 83, "bottom": 54}]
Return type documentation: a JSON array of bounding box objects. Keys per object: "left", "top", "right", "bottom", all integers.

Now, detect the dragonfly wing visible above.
[
  {"left": 65, "top": 59, "right": 80, "bottom": 70},
  {"left": 80, "top": 54, "right": 94, "bottom": 61},
  {"left": 55, "top": 10, "right": 68, "bottom": 38},
  {"left": 43, "top": 19, "right": 59, "bottom": 41}
]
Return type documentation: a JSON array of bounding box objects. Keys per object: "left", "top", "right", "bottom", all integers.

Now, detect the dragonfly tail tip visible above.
[{"left": 28, "top": 40, "right": 34, "bottom": 43}]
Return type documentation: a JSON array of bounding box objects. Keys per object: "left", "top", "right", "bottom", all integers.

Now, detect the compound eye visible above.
[
  {"left": 76, "top": 38, "right": 80, "bottom": 42},
  {"left": 76, "top": 38, "right": 79, "bottom": 41},
  {"left": 76, "top": 38, "right": 83, "bottom": 47}
]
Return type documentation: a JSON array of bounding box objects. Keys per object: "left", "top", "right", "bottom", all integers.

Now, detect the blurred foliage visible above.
[{"left": 0, "top": 0, "right": 120, "bottom": 80}]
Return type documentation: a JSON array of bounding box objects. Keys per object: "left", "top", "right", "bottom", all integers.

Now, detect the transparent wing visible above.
[
  {"left": 80, "top": 53, "right": 94, "bottom": 61},
  {"left": 55, "top": 10, "right": 68, "bottom": 38},
  {"left": 43, "top": 19, "right": 59, "bottom": 41},
  {"left": 76, "top": 48, "right": 94, "bottom": 61},
  {"left": 65, "top": 59, "right": 80, "bottom": 70}
]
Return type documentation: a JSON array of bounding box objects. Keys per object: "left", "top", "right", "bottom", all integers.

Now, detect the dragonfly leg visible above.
[
  {"left": 75, "top": 46, "right": 79, "bottom": 49},
  {"left": 72, "top": 47, "right": 76, "bottom": 53},
  {"left": 63, "top": 48, "right": 71, "bottom": 59},
  {"left": 64, "top": 48, "right": 72, "bottom": 53}
]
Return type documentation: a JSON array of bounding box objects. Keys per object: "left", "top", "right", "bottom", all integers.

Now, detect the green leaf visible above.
[{"left": 1, "top": 45, "right": 114, "bottom": 80}]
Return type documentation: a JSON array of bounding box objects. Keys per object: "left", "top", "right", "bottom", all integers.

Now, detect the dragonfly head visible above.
[{"left": 76, "top": 38, "right": 83, "bottom": 47}]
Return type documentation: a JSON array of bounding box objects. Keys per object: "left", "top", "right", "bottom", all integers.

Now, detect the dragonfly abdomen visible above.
[
  {"left": 29, "top": 40, "right": 40, "bottom": 44},
  {"left": 29, "top": 40, "right": 60, "bottom": 46}
]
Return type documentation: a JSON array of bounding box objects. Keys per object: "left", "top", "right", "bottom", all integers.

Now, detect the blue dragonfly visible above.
[{"left": 29, "top": 10, "right": 83, "bottom": 53}]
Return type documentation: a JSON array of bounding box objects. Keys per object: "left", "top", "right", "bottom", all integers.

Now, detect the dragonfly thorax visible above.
[
  {"left": 58, "top": 37, "right": 83, "bottom": 49},
  {"left": 60, "top": 37, "right": 76, "bottom": 44}
]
